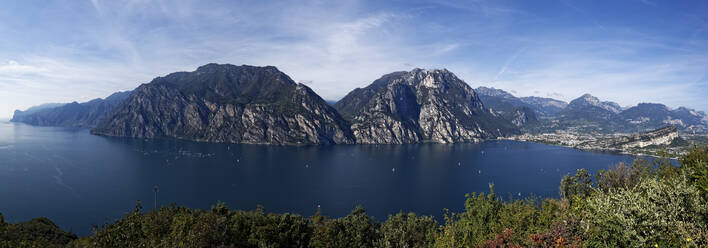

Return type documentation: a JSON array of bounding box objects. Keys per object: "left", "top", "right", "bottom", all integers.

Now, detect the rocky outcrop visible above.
[
  {"left": 92, "top": 64, "right": 354, "bottom": 145},
  {"left": 334, "top": 69, "right": 518, "bottom": 144},
  {"left": 578, "top": 126, "right": 679, "bottom": 149},
  {"left": 11, "top": 91, "right": 131, "bottom": 128}
]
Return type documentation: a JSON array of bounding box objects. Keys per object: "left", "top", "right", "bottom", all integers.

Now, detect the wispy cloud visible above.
[{"left": 0, "top": 0, "right": 706, "bottom": 118}]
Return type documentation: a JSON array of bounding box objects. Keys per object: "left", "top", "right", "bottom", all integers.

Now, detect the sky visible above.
[{"left": 1, "top": 0, "right": 707, "bottom": 118}]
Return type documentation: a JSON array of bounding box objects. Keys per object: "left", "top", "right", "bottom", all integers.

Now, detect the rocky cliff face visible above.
[
  {"left": 92, "top": 64, "right": 354, "bottom": 145},
  {"left": 578, "top": 126, "right": 680, "bottom": 149},
  {"left": 11, "top": 91, "right": 131, "bottom": 128},
  {"left": 334, "top": 69, "right": 518, "bottom": 144}
]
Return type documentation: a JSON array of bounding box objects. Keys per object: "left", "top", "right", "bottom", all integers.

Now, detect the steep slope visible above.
[
  {"left": 11, "top": 91, "right": 131, "bottom": 128},
  {"left": 334, "top": 69, "right": 518, "bottom": 144},
  {"left": 92, "top": 64, "right": 354, "bottom": 145}
]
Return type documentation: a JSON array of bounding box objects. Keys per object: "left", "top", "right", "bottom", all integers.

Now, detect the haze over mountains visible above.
[
  {"left": 11, "top": 63, "right": 708, "bottom": 145},
  {"left": 11, "top": 91, "right": 131, "bottom": 128}
]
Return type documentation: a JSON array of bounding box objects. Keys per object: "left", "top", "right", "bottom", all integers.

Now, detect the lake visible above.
[{"left": 0, "top": 119, "right": 640, "bottom": 236}]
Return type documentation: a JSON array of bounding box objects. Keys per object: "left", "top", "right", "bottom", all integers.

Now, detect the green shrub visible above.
[
  {"left": 376, "top": 212, "right": 437, "bottom": 248},
  {"left": 583, "top": 176, "right": 708, "bottom": 247},
  {"left": 310, "top": 206, "right": 379, "bottom": 248},
  {"left": 0, "top": 216, "right": 77, "bottom": 248},
  {"left": 681, "top": 146, "right": 708, "bottom": 198}
]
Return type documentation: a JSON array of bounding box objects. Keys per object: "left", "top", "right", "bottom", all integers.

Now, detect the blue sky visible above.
[{"left": 1, "top": 0, "right": 707, "bottom": 118}]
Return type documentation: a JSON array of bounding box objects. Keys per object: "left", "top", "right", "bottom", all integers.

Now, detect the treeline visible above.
[{"left": 1, "top": 147, "right": 707, "bottom": 248}]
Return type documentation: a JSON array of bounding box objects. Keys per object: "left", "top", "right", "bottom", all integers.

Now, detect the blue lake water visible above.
[{"left": 0, "top": 120, "right": 640, "bottom": 236}]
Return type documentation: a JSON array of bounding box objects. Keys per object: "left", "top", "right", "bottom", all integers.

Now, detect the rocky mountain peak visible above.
[
  {"left": 394, "top": 68, "right": 464, "bottom": 89},
  {"left": 577, "top": 93, "right": 600, "bottom": 104},
  {"left": 333, "top": 69, "right": 518, "bottom": 144},
  {"left": 570, "top": 94, "right": 622, "bottom": 113},
  {"left": 93, "top": 64, "right": 355, "bottom": 145}
]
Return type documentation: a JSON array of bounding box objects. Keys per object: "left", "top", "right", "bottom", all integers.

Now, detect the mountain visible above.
[
  {"left": 12, "top": 103, "right": 65, "bottom": 117},
  {"left": 11, "top": 91, "right": 131, "bottom": 127},
  {"left": 518, "top": 96, "right": 567, "bottom": 116},
  {"left": 667, "top": 107, "right": 708, "bottom": 134},
  {"left": 334, "top": 69, "right": 518, "bottom": 144},
  {"left": 474, "top": 87, "right": 567, "bottom": 117},
  {"left": 504, "top": 106, "right": 538, "bottom": 127},
  {"left": 620, "top": 103, "right": 672, "bottom": 130},
  {"left": 475, "top": 87, "right": 525, "bottom": 115},
  {"left": 568, "top": 94, "right": 622, "bottom": 114},
  {"left": 474, "top": 87, "right": 517, "bottom": 99},
  {"left": 621, "top": 103, "right": 708, "bottom": 134},
  {"left": 92, "top": 64, "right": 354, "bottom": 145},
  {"left": 548, "top": 94, "right": 626, "bottom": 133}
]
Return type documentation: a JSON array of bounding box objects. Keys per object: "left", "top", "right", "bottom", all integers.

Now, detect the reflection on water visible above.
[{"left": 0, "top": 121, "right": 638, "bottom": 236}]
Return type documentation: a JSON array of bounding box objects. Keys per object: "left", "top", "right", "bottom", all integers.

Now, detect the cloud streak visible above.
[{"left": 0, "top": 0, "right": 706, "bottom": 118}]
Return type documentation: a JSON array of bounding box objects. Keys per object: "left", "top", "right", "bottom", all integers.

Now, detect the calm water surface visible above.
[{"left": 0, "top": 120, "right": 639, "bottom": 236}]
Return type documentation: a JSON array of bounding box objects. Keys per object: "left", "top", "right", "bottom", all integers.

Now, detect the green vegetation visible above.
[
  {"left": 0, "top": 216, "right": 77, "bottom": 248},
  {"left": 2, "top": 146, "right": 707, "bottom": 247}
]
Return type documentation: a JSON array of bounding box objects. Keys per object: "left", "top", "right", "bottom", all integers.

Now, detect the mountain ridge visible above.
[
  {"left": 334, "top": 69, "right": 519, "bottom": 144},
  {"left": 10, "top": 91, "right": 131, "bottom": 128},
  {"left": 91, "top": 64, "right": 355, "bottom": 145},
  {"left": 12, "top": 63, "right": 708, "bottom": 144}
]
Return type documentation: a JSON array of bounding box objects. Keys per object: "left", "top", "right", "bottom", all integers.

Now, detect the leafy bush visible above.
[
  {"left": 529, "top": 217, "right": 584, "bottom": 248},
  {"left": 376, "top": 213, "right": 437, "bottom": 248},
  {"left": 0, "top": 216, "right": 77, "bottom": 248},
  {"left": 310, "top": 206, "right": 379, "bottom": 248},
  {"left": 681, "top": 146, "right": 708, "bottom": 198},
  {"left": 582, "top": 176, "right": 708, "bottom": 247}
]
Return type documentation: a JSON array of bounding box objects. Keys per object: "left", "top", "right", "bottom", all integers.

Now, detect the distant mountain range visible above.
[
  {"left": 476, "top": 87, "right": 708, "bottom": 134},
  {"left": 10, "top": 64, "right": 708, "bottom": 145},
  {"left": 11, "top": 91, "right": 131, "bottom": 128},
  {"left": 475, "top": 87, "right": 567, "bottom": 116}
]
